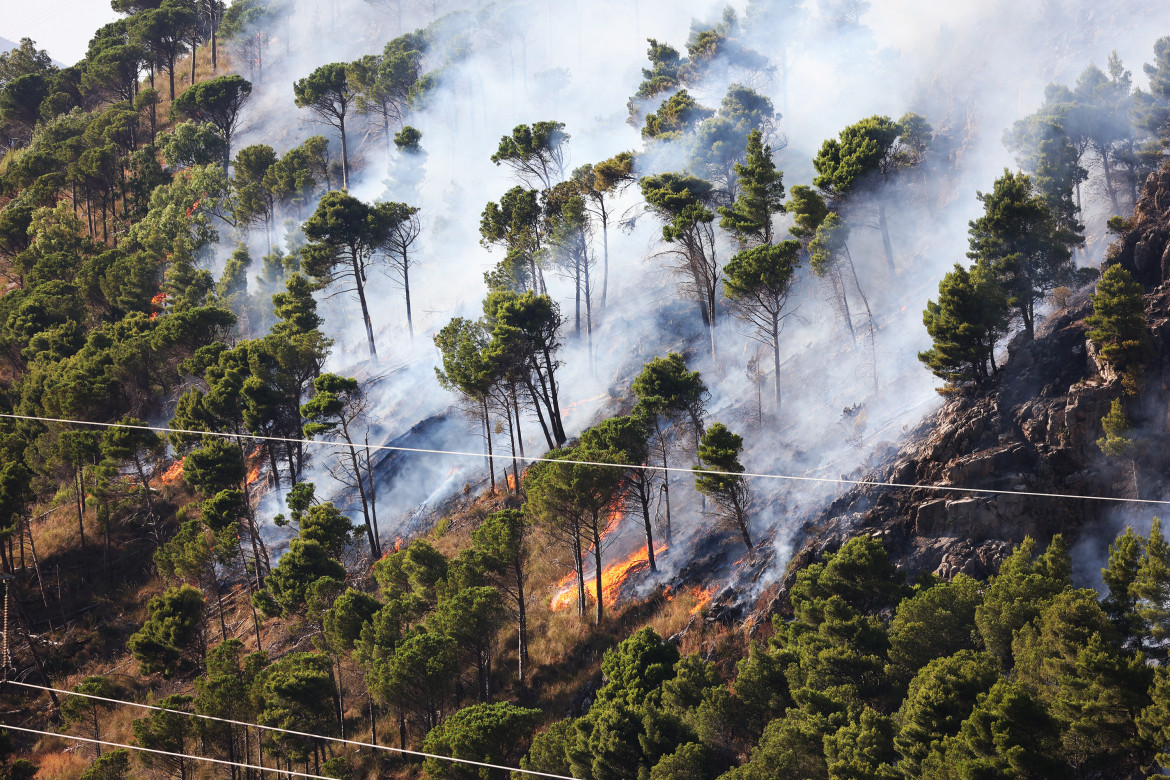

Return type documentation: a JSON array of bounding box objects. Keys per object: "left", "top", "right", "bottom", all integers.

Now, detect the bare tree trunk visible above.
[
  {"left": 402, "top": 250, "right": 414, "bottom": 339},
  {"left": 339, "top": 116, "right": 350, "bottom": 190},
  {"left": 638, "top": 479, "right": 656, "bottom": 572},
  {"left": 591, "top": 512, "right": 604, "bottom": 624},
  {"left": 877, "top": 200, "right": 895, "bottom": 273},
  {"left": 351, "top": 255, "right": 378, "bottom": 359},
  {"left": 771, "top": 314, "right": 782, "bottom": 414},
  {"left": 515, "top": 556, "right": 528, "bottom": 682},
  {"left": 572, "top": 534, "right": 585, "bottom": 618},
  {"left": 482, "top": 400, "right": 496, "bottom": 493}
]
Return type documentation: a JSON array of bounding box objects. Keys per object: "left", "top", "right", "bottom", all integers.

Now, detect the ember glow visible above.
[{"left": 159, "top": 458, "right": 184, "bottom": 485}]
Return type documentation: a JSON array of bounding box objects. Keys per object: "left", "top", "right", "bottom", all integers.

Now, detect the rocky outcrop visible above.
[{"left": 772, "top": 164, "right": 1170, "bottom": 614}]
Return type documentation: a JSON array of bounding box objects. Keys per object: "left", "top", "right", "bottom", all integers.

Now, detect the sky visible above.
[{"left": 0, "top": 0, "right": 119, "bottom": 65}]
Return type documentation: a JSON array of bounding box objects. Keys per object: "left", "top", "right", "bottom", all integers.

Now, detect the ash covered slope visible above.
[{"left": 774, "top": 164, "right": 1170, "bottom": 605}]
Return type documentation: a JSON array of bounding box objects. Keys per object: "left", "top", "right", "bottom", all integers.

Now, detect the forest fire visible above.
[
  {"left": 244, "top": 446, "right": 265, "bottom": 489},
  {"left": 159, "top": 458, "right": 184, "bottom": 485},
  {"left": 550, "top": 542, "right": 666, "bottom": 612},
  {"left": 506, "top": 472, "right": 516, "bottom": 491},
  {"left": 688, "top": 586, "right": 716, "bottom": 615},
  {"left": 559, "top": 392, "right": 608, "bottom": 419}
]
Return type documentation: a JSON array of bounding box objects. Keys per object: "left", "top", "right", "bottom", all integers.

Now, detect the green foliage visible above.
[
  {"left": 293, "top": 62, "right": 355, "bottom": 186},
  {"left": 421, "top": 702, "right": 542, "bottom": 778},
  {"left": 1102, "top": 526, "right": 1144, "bottom": 638},
  {"left": 967, "top": 169, "right": 1081, "bottom": 338},
  {"left": 170, "top": 74, "right": 252, "bottom": 168},
  {"left": 256, "top": 652, "right": 338, "bottom": 762},
  {"left": 131, "top": 695, "right": 195, "bottom": 778},
  {"left": 490, "top": 120, "right": 569, "bottom": 188},
  {"left": 894, "top": 650, "right": 999, "bottom": 774},
  {"left": 128, "top": 584, "right": 205, "bottom": 677},
  {"left": 975, "top": 535, "right": 1071, "bottom": 665},
  {"left": 1087, "top": 264, "right": 1148, "bottom": 392},
  {"left": 1097, "top": 398, "right": 1134, "bottom": 458},
  {"left": 718, "top": 129, "right": 785, "bottom": 245},
  {"left": 642, "top": 90, "right": 714, "bottom": 141},
  {"left": 823, "top": 707, "right": 899, "bottom": 780},
  {"left": 522, "top": 720, "right": 576, "bottom": 776},
  {"left": 887, "top": 574, "right": 983, "bottom": 682},
  {"left": 182, "top": 438, "right": 245, "bottom": 494},
  {"left": 693, "top": 422, "right": 752, "bottom": 548},
  {"left": 78, "top": 749, "right": 130, "bottom": 780},
  {"left": 265, "top": 538, "right": 346, "bottom": 616},
  {"left": 395, "top": 125, "right": 422, "bottom": 152},
  {"left": 813, "top": 115, "right": 901, "bottom": 197},
  {"left": 923, "top": 680, "right": 1064, "bottom": 777},
  {"left": 60, "top": 676, "right": 120, "bottom": 745},
  {"left": 297, "top": 502, "right": 354, "bottom": 557},
  {"left": 918, "top": 263, "right": 1010, "bottom": 388}
]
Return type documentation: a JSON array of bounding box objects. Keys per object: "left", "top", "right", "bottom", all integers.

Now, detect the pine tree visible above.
[
  {"left": 1087, "top": 264, "right": 1148, "bottom": 393},
  {"left": 967, "top": 169, "right": 1081, "bottom": 339},
  {"left": 1135, "top": 518, "right": 1170, "bottom": 661},
  {"left": 693, "top": 423, "right": 753, "bottom": 549},
  {"left": 918, "top": 263, "right": 1009, "bottom": 389},
  {"left": 1102, "top": 526, "right": 1144, "bottom": 642},
  {"left": 718, "top": 129, "right": 785, "bottom": 245}
]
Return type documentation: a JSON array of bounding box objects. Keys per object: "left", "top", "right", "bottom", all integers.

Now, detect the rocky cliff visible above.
[{"left": 772, "top": 164, "right": 1170, "bottom": 610}]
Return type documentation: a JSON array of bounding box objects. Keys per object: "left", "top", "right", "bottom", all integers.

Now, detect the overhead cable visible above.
[
  {"left": 0, "top": 723, "right": 337, "bottom": 780},
  {"left": 4, "top": 680, "right": 580, "bottom": 780},
  {"left": 2, "top": 412, "right": 1167, "bottom": 507}
]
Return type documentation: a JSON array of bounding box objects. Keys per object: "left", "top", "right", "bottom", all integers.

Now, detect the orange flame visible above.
[
  {"left": 394, "top": 536, "right": 403, "bottom": 552},
  {"left": 560, "top": 392, "right": 608, "bottom": 419},
  {"left": 551, "top": 541, "right": 667, "bottom": 612},
  {"left": 150, "top": 291, "right": 167, "bottom": 319},
  {"left": 506, "top": 472, "right": 516, "bottom": 491},
  {"left": 688, "top": 586, "right": 716, "bottom": 615},
  {"left": 160, "top": 458, "right": 185, "bottom": 485},
  {"left": 244, "top": 446, "right": 265, "bottom": 489}
]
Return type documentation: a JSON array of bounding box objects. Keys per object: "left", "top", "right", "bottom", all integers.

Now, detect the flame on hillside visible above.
[
  {"left": 560, "top": 392, "right": 608, "bottom": 419},
  {"left": 506, "top": 472, "right": 516, "bottom": 491},
  {"left": 688, "top": 586, "right": 716, "bottom": 615},
  {"left": 245, "top": 446, "right": 265, "bottom": 490},
  {"left": 663, "top": 584, "right": 718, "bottom": 615},
  {"left": 550, "top": 539, "right": 667, "bottom": 612},
  {"left": 160, "top": 458, "right": 184, "bottom": 485}
]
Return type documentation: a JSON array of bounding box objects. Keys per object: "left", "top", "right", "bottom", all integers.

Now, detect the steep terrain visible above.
[{"left": 772, "top": 164, "right": 1170, "bottom": 608}]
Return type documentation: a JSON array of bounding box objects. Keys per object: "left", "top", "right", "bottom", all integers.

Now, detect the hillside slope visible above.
[{"left": 772, "top": 163, "right": 1170, "bottom": 609}]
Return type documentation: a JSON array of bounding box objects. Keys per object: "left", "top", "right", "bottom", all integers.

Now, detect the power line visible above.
[
  {"left": 0, "top": 723, "right": 336, "bottom": 780},
  {"left": 3, "top": 411, "right": 1168, "bottom": 508},
  {"left": 5, "top": 680, "right": 580, "bottom": 780}
]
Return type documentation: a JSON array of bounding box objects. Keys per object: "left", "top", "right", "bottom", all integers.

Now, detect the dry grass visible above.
[
  {"left": 30, "top": 502, "right": 84, "bottom": 561},
  {"left": 138, "top": 45, "right": 237, "bottom": 139},
  {"left": 29, "top": 747, "right": 87, "bottom": 779}
]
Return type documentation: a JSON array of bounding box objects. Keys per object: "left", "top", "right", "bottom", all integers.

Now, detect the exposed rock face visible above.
[{"left": 772, "top": 164, "right": 1170, "bottom": 615}]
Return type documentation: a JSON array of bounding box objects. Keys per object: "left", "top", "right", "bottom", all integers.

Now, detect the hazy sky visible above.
[{"left": 0, "top": 0, "right": 120, "bottom": 65}]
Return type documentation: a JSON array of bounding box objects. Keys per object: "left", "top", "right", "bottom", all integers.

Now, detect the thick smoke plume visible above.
[{"left": 219, "top": 0, "right": 1170, "bottom": 598}]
